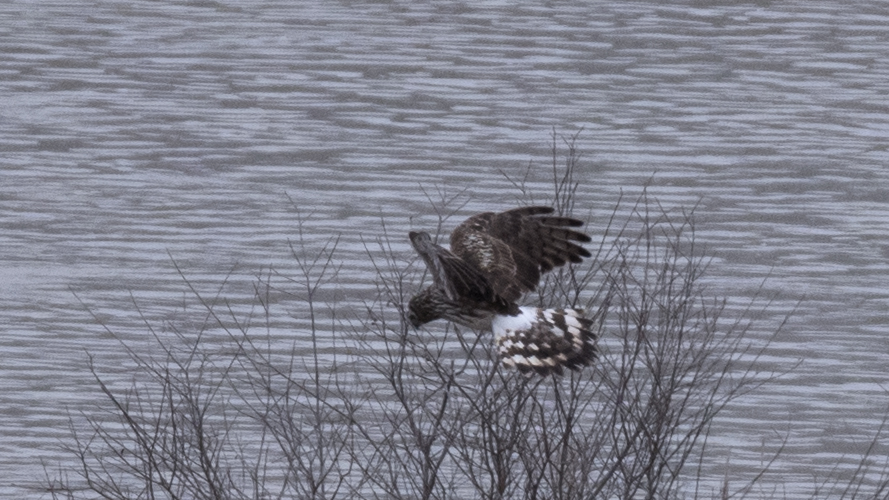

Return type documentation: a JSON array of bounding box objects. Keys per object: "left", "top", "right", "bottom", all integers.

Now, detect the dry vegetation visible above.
[{"left": 44, "top": 133, "right": 889, "bottom": 499}]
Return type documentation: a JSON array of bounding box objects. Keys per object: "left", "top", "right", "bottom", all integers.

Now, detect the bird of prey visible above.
[{"left": 408, "top": 206, "right": 597, "bottom": 376}]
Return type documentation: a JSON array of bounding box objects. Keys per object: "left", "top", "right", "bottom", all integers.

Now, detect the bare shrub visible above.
[{"left": 46, "top": 132, "right": 876, "bottom": 499}]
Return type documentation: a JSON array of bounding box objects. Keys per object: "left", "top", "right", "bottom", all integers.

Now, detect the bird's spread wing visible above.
[{"left": 449, "top": 206, "right": 591, "bottom": 302}]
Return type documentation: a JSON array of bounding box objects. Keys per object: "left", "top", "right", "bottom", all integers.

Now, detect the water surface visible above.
[{"left": 3, "top": 1, "right": 889, "bottom": 497}]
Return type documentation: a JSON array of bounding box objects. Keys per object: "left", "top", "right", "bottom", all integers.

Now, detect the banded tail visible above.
[{"left": 492, "top": 307, "right": 598, "bottom": 376}]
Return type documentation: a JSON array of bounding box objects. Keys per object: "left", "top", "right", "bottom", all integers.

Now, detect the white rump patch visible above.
[{"left": 491, "top": 307, "right": 540, "bottom": 344}]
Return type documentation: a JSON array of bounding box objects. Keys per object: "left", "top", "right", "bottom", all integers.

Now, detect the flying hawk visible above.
[{"left": 408, "top": 206, "right": 598, "bottom": 376}]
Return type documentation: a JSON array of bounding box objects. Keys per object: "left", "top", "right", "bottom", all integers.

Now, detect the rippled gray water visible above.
[{"left": 3, "top": 1, "right": 889, "bottom": 497}]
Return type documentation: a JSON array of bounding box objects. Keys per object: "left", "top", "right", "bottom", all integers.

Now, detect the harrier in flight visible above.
[{"left": 408, "top": 206, "right": 597, "bottom": 376}]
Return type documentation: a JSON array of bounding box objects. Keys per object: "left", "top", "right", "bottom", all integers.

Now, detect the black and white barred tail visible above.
[{"left": 492, "top": 307, "right": 598, "bottom": 376}]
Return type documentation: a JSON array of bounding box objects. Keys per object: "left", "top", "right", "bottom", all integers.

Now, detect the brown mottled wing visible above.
[{"left": 449, "top": 206, "right": 592, "bottom": 302}]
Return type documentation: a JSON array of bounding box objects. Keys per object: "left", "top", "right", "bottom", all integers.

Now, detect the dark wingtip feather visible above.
[
  {"left": 573, "top": 244, "right": 592, "bottom": 258},
  {"left": 537, "top": 216, "right": 585, "bottom": 228},
  {"left": 565, "top": 218, "right": 584, "bottom": 227},
  {"left": 513, "top": 206, "right": 555, "bottom": 216}
]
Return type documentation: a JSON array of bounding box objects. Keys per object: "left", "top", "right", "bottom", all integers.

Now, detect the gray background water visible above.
[{"left": 4, "top": 1, "right": 889, "bottom": 497}]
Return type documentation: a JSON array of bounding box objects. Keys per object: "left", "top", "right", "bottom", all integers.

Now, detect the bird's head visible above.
[{"left": 407, "top": 287, "right": 443, "bottom": 328}]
